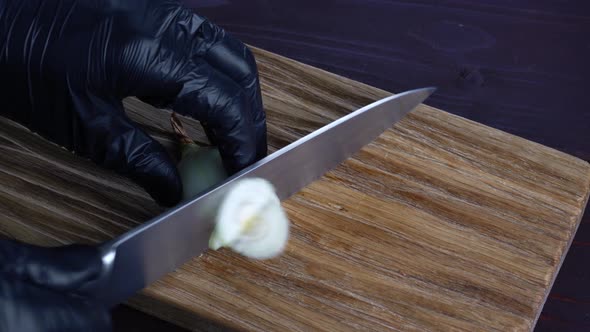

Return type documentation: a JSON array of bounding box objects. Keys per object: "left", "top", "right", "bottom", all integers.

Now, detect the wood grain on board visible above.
[
  {"left": 1, "top": 46, "right": 589, "bottom": 331},
  {"left": 184, "top": 2, "right": 590, "bottom": 331}
]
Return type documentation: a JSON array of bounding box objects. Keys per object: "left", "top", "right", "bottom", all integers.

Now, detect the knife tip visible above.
[{"left": 424, "top": 86, "right": 437, "bottom": 94}]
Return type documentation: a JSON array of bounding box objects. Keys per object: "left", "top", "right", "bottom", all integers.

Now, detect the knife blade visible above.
[{"left": 79, "top": 87, "right": 436, "bottom": 307}]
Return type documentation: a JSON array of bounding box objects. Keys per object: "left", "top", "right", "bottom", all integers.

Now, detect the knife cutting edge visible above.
[{"left": 78, "top": 87, "right": 436, "bottom": 307}]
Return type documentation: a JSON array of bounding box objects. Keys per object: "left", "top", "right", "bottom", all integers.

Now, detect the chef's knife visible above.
[{"left": 79, "top": 87, "right": 436, "bottom": 307}]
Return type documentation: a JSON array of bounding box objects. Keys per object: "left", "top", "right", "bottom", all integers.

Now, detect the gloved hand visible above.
[
  {"left": 0, "top": 0, "right": 267, "bottom": 207},
  {"left": 0, "top": 239, "right": 111, "bottom": 332}
]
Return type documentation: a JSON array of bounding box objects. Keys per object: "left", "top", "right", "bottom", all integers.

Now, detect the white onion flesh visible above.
[
  {"left": 209, "top": 178, "right": 290, "bottom": 260},
  {"left": 169, "top": 114, "right": 288, "bottom": 259}
]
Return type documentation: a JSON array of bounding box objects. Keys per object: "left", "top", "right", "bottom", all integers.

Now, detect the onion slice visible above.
[
  {"left": 209, "top": 178, "right": 290, "bottom": 260},
  {"left": 169, "top": 113, "right": 289, "bottom": 259}
]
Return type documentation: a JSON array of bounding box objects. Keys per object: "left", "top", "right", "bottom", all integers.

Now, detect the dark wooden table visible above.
[{"left": 112, "top": 1, "right": 590, "bottom": 331}]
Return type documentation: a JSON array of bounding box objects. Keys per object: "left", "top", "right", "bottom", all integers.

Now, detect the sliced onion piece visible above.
[{"left": 209, "top": 178, "right": 290, "bottom": 260}]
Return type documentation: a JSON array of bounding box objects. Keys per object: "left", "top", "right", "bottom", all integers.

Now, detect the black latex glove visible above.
[
  {"left": 0, "top": 239, "right": 111, "bottom": 332},
  {"left": 0, "top": 0, "right": 267, "bottom": 207}
]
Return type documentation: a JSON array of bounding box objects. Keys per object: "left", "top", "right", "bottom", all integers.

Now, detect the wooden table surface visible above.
[{"left": 1, "top": 44, "right": 589, "bottom": 331}]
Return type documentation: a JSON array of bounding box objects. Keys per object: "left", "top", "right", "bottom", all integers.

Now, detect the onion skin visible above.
[{"left": 171, "top": 113, "right": 228, "bottom": 200}]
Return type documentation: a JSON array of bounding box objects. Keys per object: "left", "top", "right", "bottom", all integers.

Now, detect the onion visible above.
[
  {"left": 209, "top": 178, "right": 290, "bottom": 260},
  {"left": 171, "top": 113, "right": 228, "bottom": 200},
  {"left": 171, "top": 114, "right": 290, "bottom": 259}
]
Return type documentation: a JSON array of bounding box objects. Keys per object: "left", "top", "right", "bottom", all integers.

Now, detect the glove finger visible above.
[
  {"left": 111, "top": 9, "right": 259, "bottom": 175},
  {"left": 89, "top": 99, "right": 182, "bottom": 206},
  {"left": 172, "top": 58, "right": 257, "bottom": 174},
  {"left": 77, "top": 97, "right": 182, "bottom": 207},
  {"left": 0, "top": 239, "right": 102, "bottom": 292},
  {"left": 190, "top": 18, "right": 267, "bottom": 160},
  {"left": 0, "top": 277, "right": 111, "bottom": 332}
]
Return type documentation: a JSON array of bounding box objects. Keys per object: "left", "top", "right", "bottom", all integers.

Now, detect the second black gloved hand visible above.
[
  {"left": 0, "top": 239, "right": 111, "bottom": 332},
  {"left": 0, "top": 0, "right": 267, "bottom": 207}
]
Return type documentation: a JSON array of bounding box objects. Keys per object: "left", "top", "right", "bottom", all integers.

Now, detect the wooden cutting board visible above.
[{"left": 1, "top": 46, "right": 589, "bottom": 332}]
